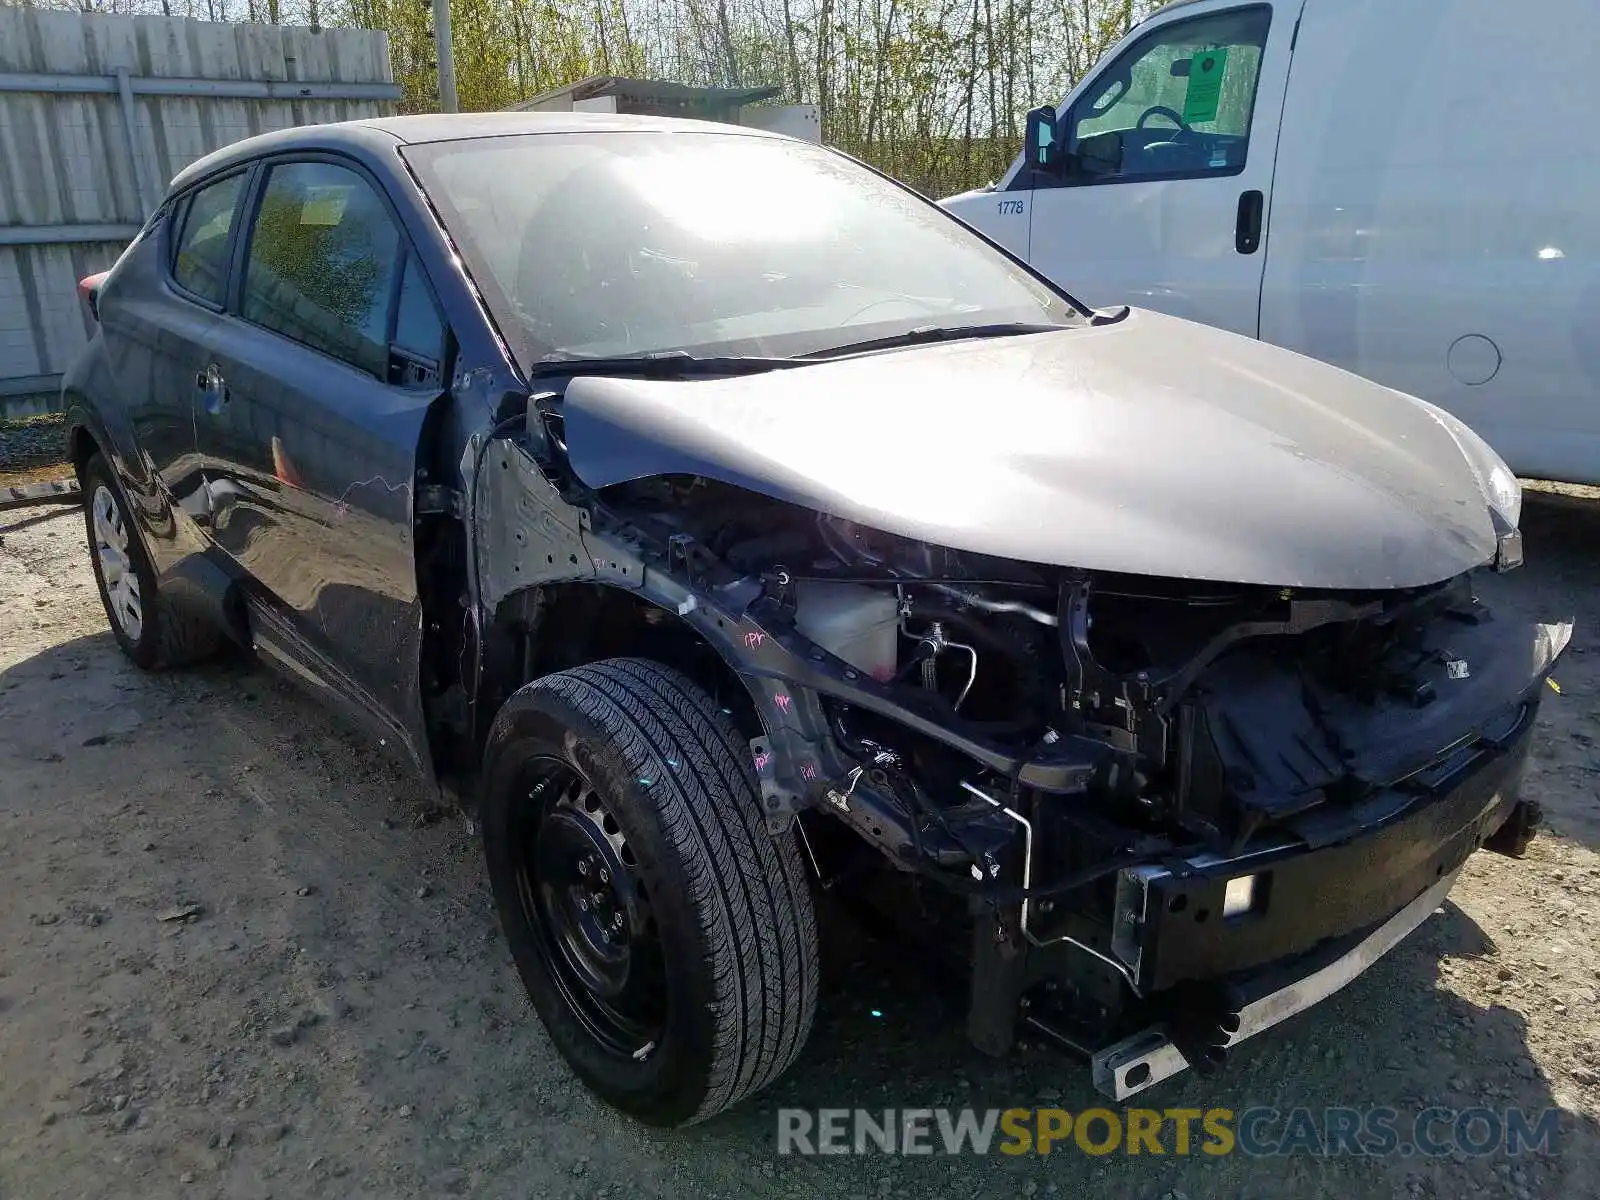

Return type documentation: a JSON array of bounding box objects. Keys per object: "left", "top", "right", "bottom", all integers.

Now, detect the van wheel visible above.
[
  {"left": 480, "top": 658, "right": 819, "bottom": 1126},
  {"left": 81, "top": 452, "right": 217, "bottom": 670}
]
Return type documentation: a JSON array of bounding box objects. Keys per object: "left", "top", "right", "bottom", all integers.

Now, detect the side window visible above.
[
  {"left": 1067, "top": 6, "right": 1270, "bottom": 183},
  {"left": 240, "top": 161, "right": 401, "bottom": 377},
  {"left": 171, "top": 173, "right": 245, "bottom": 305},
  {"left": 391, "top": 252, "right": 448, "bottom": 382}
]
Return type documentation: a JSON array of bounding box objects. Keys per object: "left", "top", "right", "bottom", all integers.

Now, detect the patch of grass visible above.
[{"left": 0, "top": 411, "right": 67, "bottom": 433}]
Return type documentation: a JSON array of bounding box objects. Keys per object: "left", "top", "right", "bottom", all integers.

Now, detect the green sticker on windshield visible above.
[{"left": 1182, "top": 47, "right": 1228, "bottom": 124}]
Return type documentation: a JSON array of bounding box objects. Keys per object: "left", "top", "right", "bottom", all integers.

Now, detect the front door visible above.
[
  {"left": 196, "top": 156, "right": 450, "bottom": 754},
  {"left": 1025, "top": 1, "right": 1301, "bottom": 336}
]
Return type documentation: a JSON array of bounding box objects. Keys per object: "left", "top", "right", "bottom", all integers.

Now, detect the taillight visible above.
[{"left": 78, "top": 271, "right": 110, "bottom": 323}]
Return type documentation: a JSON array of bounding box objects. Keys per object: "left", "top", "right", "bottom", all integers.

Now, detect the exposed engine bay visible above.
[{"left": 600, "top": 474, "right": 1547, "bottom": 842}]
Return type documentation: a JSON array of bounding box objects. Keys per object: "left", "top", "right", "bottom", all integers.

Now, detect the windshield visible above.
[{"left": 402, "top": 131, "right": 1082, "bottom": 367}]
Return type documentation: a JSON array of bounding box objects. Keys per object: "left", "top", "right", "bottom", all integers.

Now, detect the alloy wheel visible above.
[{"left": 91, "top": 484, "right": 143, "bottom": 641}]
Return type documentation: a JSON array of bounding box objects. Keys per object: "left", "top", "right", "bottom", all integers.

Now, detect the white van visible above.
[{"left": 941, "top": 0, "right": 1600, "bottom": 484}]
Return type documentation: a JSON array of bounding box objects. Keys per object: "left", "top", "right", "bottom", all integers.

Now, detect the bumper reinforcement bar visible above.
[{"left": 1086, "top": 868, "right": 1460, "bottom": 1100}]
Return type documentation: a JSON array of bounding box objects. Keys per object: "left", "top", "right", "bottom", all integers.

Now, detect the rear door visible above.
[
  {"left": 196, "top": 155, "right": 450, "bottom": 746},
  {"left": 1024, "top": 0, "right": 1301, "bottom": 336},
  {"left": 99, "top": 169, "right": 249, "bottom": 535}
]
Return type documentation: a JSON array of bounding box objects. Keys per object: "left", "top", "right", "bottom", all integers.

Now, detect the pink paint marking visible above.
[
  {"left": 774, "top": 693, "right": 792, "bottom": 713},
  {"left": 800, "top": 762, "right": 817, "bottom": 781},
  {"left": 743, "top": 630, "right": 765, "bottom": 650},
  {"left": 753, "top": 751, "right": 773, "bottom": 772}
]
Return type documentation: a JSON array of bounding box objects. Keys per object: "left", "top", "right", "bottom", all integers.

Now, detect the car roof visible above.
[{"left": 167, "top": 110, "right": 781, "bottom": 196}]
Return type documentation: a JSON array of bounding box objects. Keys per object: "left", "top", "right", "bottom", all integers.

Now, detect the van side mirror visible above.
[{"left": 1024, "top": 105, "right": 1063, "bottom": 176}]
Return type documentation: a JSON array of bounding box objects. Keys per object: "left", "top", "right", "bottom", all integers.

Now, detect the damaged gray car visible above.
[{"left": 64, "top": 112, "right": 1570, "bottom": 1126}]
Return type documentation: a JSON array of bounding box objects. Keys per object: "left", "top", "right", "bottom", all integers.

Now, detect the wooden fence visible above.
[{"left": 0, "top": 9, "right": 399, "bottom": 416}]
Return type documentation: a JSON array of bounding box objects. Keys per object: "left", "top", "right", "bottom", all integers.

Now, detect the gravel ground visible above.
[{"left": 1, "top": 496, "right": 1598, "bottom": 1199}]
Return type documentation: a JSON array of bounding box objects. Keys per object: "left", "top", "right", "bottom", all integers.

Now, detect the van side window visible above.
[{"left": 1066, "top": 6, "right": 1271, "bottom": 184}]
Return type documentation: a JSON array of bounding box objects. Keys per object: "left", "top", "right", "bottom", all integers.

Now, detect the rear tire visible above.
[
  {"left": 81, "top": 452, "right": 217, "bottom": 670},
  {"left": 480, "top": 657, "right": 819, "bottom": 1126}
]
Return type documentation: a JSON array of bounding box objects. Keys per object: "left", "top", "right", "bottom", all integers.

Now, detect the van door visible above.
[
  {"left": 1256, "top": 0, "right": 1600, "bottom": 482},
  {"left": 1025, "top": 0, "right": 1302, "bottom": 336}
]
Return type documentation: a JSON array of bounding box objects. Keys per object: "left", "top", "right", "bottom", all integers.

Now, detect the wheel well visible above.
[
  {"left": 483, "top": 583, "right": 766, "bottom": 745},
  {"left": 69, "top": 426, "right": 99, "bottom": 477}
]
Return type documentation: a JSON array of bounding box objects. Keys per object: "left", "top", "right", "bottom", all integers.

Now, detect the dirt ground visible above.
[{"left": 2, "top": 495, "right": 1598, "bottom": 1200}]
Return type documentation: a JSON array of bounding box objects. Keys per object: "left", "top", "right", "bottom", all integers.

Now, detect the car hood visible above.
[{"left": 559, "top": 309, "right": 1499, "bottom": 589}]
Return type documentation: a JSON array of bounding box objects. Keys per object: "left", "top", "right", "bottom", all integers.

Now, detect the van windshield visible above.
[{"left": 403, "top": 131, "right": 1081, "bottom": 368}]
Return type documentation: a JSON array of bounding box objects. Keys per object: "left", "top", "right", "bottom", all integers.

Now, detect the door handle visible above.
[
  {"left": 196, "top": 362, "right": 229, "bottom": 413},
  {"left": 1235, "top": 190, "right": 1265, "bottom": 255}
]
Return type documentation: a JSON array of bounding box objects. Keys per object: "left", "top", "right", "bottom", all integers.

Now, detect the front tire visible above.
[{"left": 480, "top": 658, "right": 819, "bottom": 1126}]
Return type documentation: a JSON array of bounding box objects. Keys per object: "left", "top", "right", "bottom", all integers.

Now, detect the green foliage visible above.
[{"left": 6, "top": 0, "right": 1171, "bottom": 196}]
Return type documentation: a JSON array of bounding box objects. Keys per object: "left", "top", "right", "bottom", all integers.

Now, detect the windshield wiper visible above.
[
  {"left": 527, "top": 323, "right": 1070, "bottom": 379},
  {"left": 528, "top": 350, "right": 808, "bottom": 380},
  {"left": 800, "top": 321, "right": 1068, "bottom": 360}
]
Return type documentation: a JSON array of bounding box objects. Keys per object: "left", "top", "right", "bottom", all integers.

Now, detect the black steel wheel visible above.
[
  {"left": 480, "top": 658, "right": 819, "bottom": 1126},
  {"left": 514, "top": 756, "right": 668, "bottom": 1057}
]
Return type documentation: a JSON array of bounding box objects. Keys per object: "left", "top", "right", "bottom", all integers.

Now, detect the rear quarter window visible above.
[{"left": 171, "top": 173, "right": 246, "bottom": 306}]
